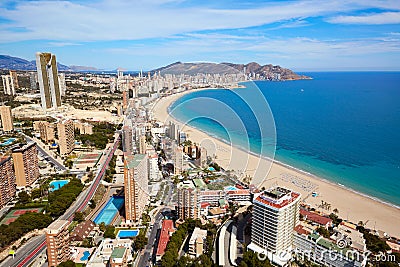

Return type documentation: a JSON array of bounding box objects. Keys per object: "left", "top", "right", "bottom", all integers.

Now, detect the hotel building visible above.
[
  {"left": 57, "top": 119, "right": 75, "bottom": 155},
  {"left": 0, "top": 157, "right": 16, "bottom": 209},
  {"left": 0, "top": 106, "right": 13, "bottom": 132},
  {"left": 124, "top": 154, "right": 149, "bottom": 224},
  {"left": 249, "top": 186, "right": 301, "bottom": 266},
  {"left": 45, "top": 219, "right": 70, "bottom": 267},
  {"left": 177, "top": 181, "right": 199, "bottom": 220},
  {"left": 12, "top": 142, "right": 39, "bottom": 187},
  {"left": 35, "top": 52, "right": 61, "bottom": 109}
]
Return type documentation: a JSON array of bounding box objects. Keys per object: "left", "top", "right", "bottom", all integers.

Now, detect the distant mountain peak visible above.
[{"left": 151, "top": 61, "right": 310, "bottom": 80}]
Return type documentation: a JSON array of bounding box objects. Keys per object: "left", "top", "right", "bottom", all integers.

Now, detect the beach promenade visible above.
[{"left": 152, "top": 89, "right": 400, "bottom": 238}]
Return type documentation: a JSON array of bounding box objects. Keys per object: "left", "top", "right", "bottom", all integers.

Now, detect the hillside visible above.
[
  {"left": 152, "top": 61, "right": 310, "bottom": 80},
  {"left": 0, "top": 55, "right": 74, "bottom": 71}
]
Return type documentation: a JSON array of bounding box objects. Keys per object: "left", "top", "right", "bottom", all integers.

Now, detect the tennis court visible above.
[{"left": 0, "top": 207, "right": 44, "bottom": 225}]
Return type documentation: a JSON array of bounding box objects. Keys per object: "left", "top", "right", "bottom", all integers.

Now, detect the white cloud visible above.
[
  {"left": 328, "top": 12, "right": 400, "bottom": 24},
  {"left": 0, "top": 0, "right": 398, "bottom": 43}
]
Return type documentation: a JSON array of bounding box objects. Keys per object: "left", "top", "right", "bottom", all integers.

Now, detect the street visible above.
[{"left": 1, "top": 137, "right": 120, "bottom": 267}]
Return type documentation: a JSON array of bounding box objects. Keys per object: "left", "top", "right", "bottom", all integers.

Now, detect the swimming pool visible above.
[
  {"left": 49, "top": 180, "right": 69, "bottom": 192},
  {"left": 0, "top": 138, "right": 16, "bottom": 146},
  {"left": 93, "top": 196, "right": 124, "bottom": 225},
  {"left": 80, "top": 251, "right": 90, "bottom": 261},
  {"left": 224, "top": 186, "right": 238, "bottom": 191},
  {"left": 117, "top": 229, "right": 139, "bottom": 238}
]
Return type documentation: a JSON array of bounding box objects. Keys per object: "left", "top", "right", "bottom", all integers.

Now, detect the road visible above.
[
  {"left": 1, "top": 136, "right": 120, "bottom": 267},
  {"left": 23, "top": 134, "right": 66, "bottom": 172},
  {"left": 137, "top": 179, "right": 174, "bottom": 267}
]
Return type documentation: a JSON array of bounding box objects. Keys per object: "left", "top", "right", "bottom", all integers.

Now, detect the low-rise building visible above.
[
  {"left": 87, "top": 238, "right": 133, "bottom": 267},
  {"left": 156, "top": 220, "right": 175, "bottom": 261},
  {"left": 188, "top": 227, "right": 207, "bottom": 258},
  {"left": 70, "top": 220, "right": 96, "bottom": 242}
]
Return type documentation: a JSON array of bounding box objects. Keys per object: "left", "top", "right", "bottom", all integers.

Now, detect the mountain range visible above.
[
  {"left": 152, "top": 61, "right": 310, "bottom": 80},
  {"left": 1, "top": 54, "right": 308, "bottom": 80}
]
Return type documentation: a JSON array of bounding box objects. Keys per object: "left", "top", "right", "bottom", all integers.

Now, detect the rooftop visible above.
[
  {"left": 45, "top": 219, "right": 69, "bottom": 233},
  {"left": 156, "top": 220, "right": 175, "bottom": 256},
  {"left": 189, "top": 227, "right": 207, "bottom": 245},
  {"left": 126, "top": 154, "right": 146, "bottom": 168},
  {"left": 255, "top": 186, "right": 300, "bottom": 209},
  {"left": 110, "top": 247, "right": 126, "bottom": 259}
]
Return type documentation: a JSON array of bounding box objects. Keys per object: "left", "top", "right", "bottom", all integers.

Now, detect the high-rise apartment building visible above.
[
  {"left": 124, "top": 154, "right": 148, "bottom": 224},
  {"left": 177, "top": 181, "right": 199, "bottom": 220},
  {"left": 1, "top": 75, "right": 15, "bottom": 95},
  {"left": 12, "top": 142, "right": 39, "bottom": 187},
  {"left": 0, "top": 157, "right": 16, "bottom": 209},
  {"left": 148, "top": 153, "right": 160, "bottom": 181},
  {"left": 37, "top": 121, "right": 55, "bottom": 143},
  {"left": 139, "top": 135, "right": 146, "bottom": 154},
  {"left": 173, "top": 146, "right": 184, "bottom": 175},
  {"left": 248, "top": 187, "right": 301, "bottom": 266},
  {"left": 9, "top": 70, "right": 19, "bottom": 89},
  {"left": 36, "top": 52, "right": 61, "bottom": 109},
  {"left": 122, "top": 125, "right": 133, "bottom": 156},
  {"left": 45, "top": 219, "right": 70, "bottom": 267},
  {"left": 57, "top": 119, "right": 75, "bottom": 155},
  {"left": 0, "top": 106, "right": 13, "bottom": 132}
]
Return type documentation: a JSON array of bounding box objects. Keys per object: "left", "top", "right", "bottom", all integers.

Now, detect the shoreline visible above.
[{"left": 152, "top": 88, "right": 400, "bottom": 238}]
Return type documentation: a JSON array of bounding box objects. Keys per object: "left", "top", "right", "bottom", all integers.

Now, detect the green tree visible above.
[
  {"left": 57, "top": 260, "right": 76, "bottom": 267},
  {"left": 74, "top": 212, "right": 84, "bottom": 223},
  {"left": 134, "top": 231, "right": 148, "bottom": 250},
  {"left": 18, "top": 191, "right": 31, "bottom": 204},
  {"left": 104, "top": 225, "right": 115, "bottom": 238},
  {"left": 316, "top": 226, "right": 331, "bottom": 238}
]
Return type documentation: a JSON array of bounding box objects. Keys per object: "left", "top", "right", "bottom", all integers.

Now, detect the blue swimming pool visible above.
[
  {"left": 93, "top": 196, "right": 124, "bottom": 225},
  {"left": 49, "top": 180, "right": 69, "bottom": 192},
  {"left": 224, "top": 186, "right": 238, "bottom": 191},
  {"left": 80, "top": 250, "right": 90, "bottom": 261},
  {"left": 0, "top": 138, "right": 16, "bottom": 146},
  {"left": 117, "top": 229, "right": 139, "bottom": 238}
]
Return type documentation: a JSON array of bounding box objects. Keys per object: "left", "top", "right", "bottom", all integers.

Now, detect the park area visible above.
[{"left": 0, "top": 207, "right": 44, "bottom": 225}]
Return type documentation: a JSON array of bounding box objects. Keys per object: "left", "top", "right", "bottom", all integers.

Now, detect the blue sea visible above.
[{"left": 169, "top": 72, "right": 400, "bottom": 207}]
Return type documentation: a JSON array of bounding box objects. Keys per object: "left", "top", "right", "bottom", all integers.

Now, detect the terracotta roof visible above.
[
  {"left": 294, "top": 225, "right": 310, "bottom": 235},
  {"left": 200, "top": 202, "right": 211, "bottom": 208},
  {"left": 156, "top": 220, "right": 175, "bottom": 256},
  {"left": 300, "top": 209, "right": 332, "bottom": 226},
  {"left": 226, "top": 189, "right": 250, "bottom": 195}
]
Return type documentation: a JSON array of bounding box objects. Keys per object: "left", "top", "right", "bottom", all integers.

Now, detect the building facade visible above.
[
  {"left": 45, "top": 219, "right": 71, "bottom": 267},
  {"left": 37, "top": 121, "right": 55, "bottom": 143},
  {"left": 36, "top": 52, "right": 61, "bottom": 109},
  {"left": 124, "top": 154, "right": 149, "bottom": 224},
  {"left": 0, "top": 106, "right": 13, "bottom": 132},
  {"left": 12, "top": 142, "right": 39, "bottom": 187},
  {"left": 0, "top": 157, "right": 16, "bottom": 209},
  {"left": 57, "top": 119, "right": 75, "bottom": 155},
  {"left": 249, "top": 187, "right": 301, "bottom": 266},
  {"left": 1, "top": 75, "right": 15, "bottom": 95},
  {"left": 177, "top": 181, "right": 199, "bottom": 220}
]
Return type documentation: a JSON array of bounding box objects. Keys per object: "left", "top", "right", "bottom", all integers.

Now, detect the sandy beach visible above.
[{"left": 151, "top": 89, "right": 400, "bottom": 238}]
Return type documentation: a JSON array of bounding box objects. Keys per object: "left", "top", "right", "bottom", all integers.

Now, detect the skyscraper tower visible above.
[
  {"left": 35, "top": 52, "right": 61, "bottom": 109},
  {"left": 249, "top": 186, "right": 301, "bottom": 265}
]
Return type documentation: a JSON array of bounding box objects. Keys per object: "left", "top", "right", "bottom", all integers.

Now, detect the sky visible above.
[{"left": 0, "top": 0, "right": 400, "bottom": 71}]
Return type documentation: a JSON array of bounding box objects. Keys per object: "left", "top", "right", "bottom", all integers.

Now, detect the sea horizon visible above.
[{"left": 168, "top": 71, "right": 400, "bottom": 208}]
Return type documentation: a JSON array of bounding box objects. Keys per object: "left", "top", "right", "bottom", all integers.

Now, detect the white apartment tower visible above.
[
  {"left": 36, "top": 52, "right": 61, "bottom": 109},
  {"left": 249, "top": 186, "right": 301, "bottom": 266}
]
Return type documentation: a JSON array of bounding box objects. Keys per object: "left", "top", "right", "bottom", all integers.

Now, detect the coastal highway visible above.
[{"left": 1, "top": 137, "right": 120, "bottom": 267}]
